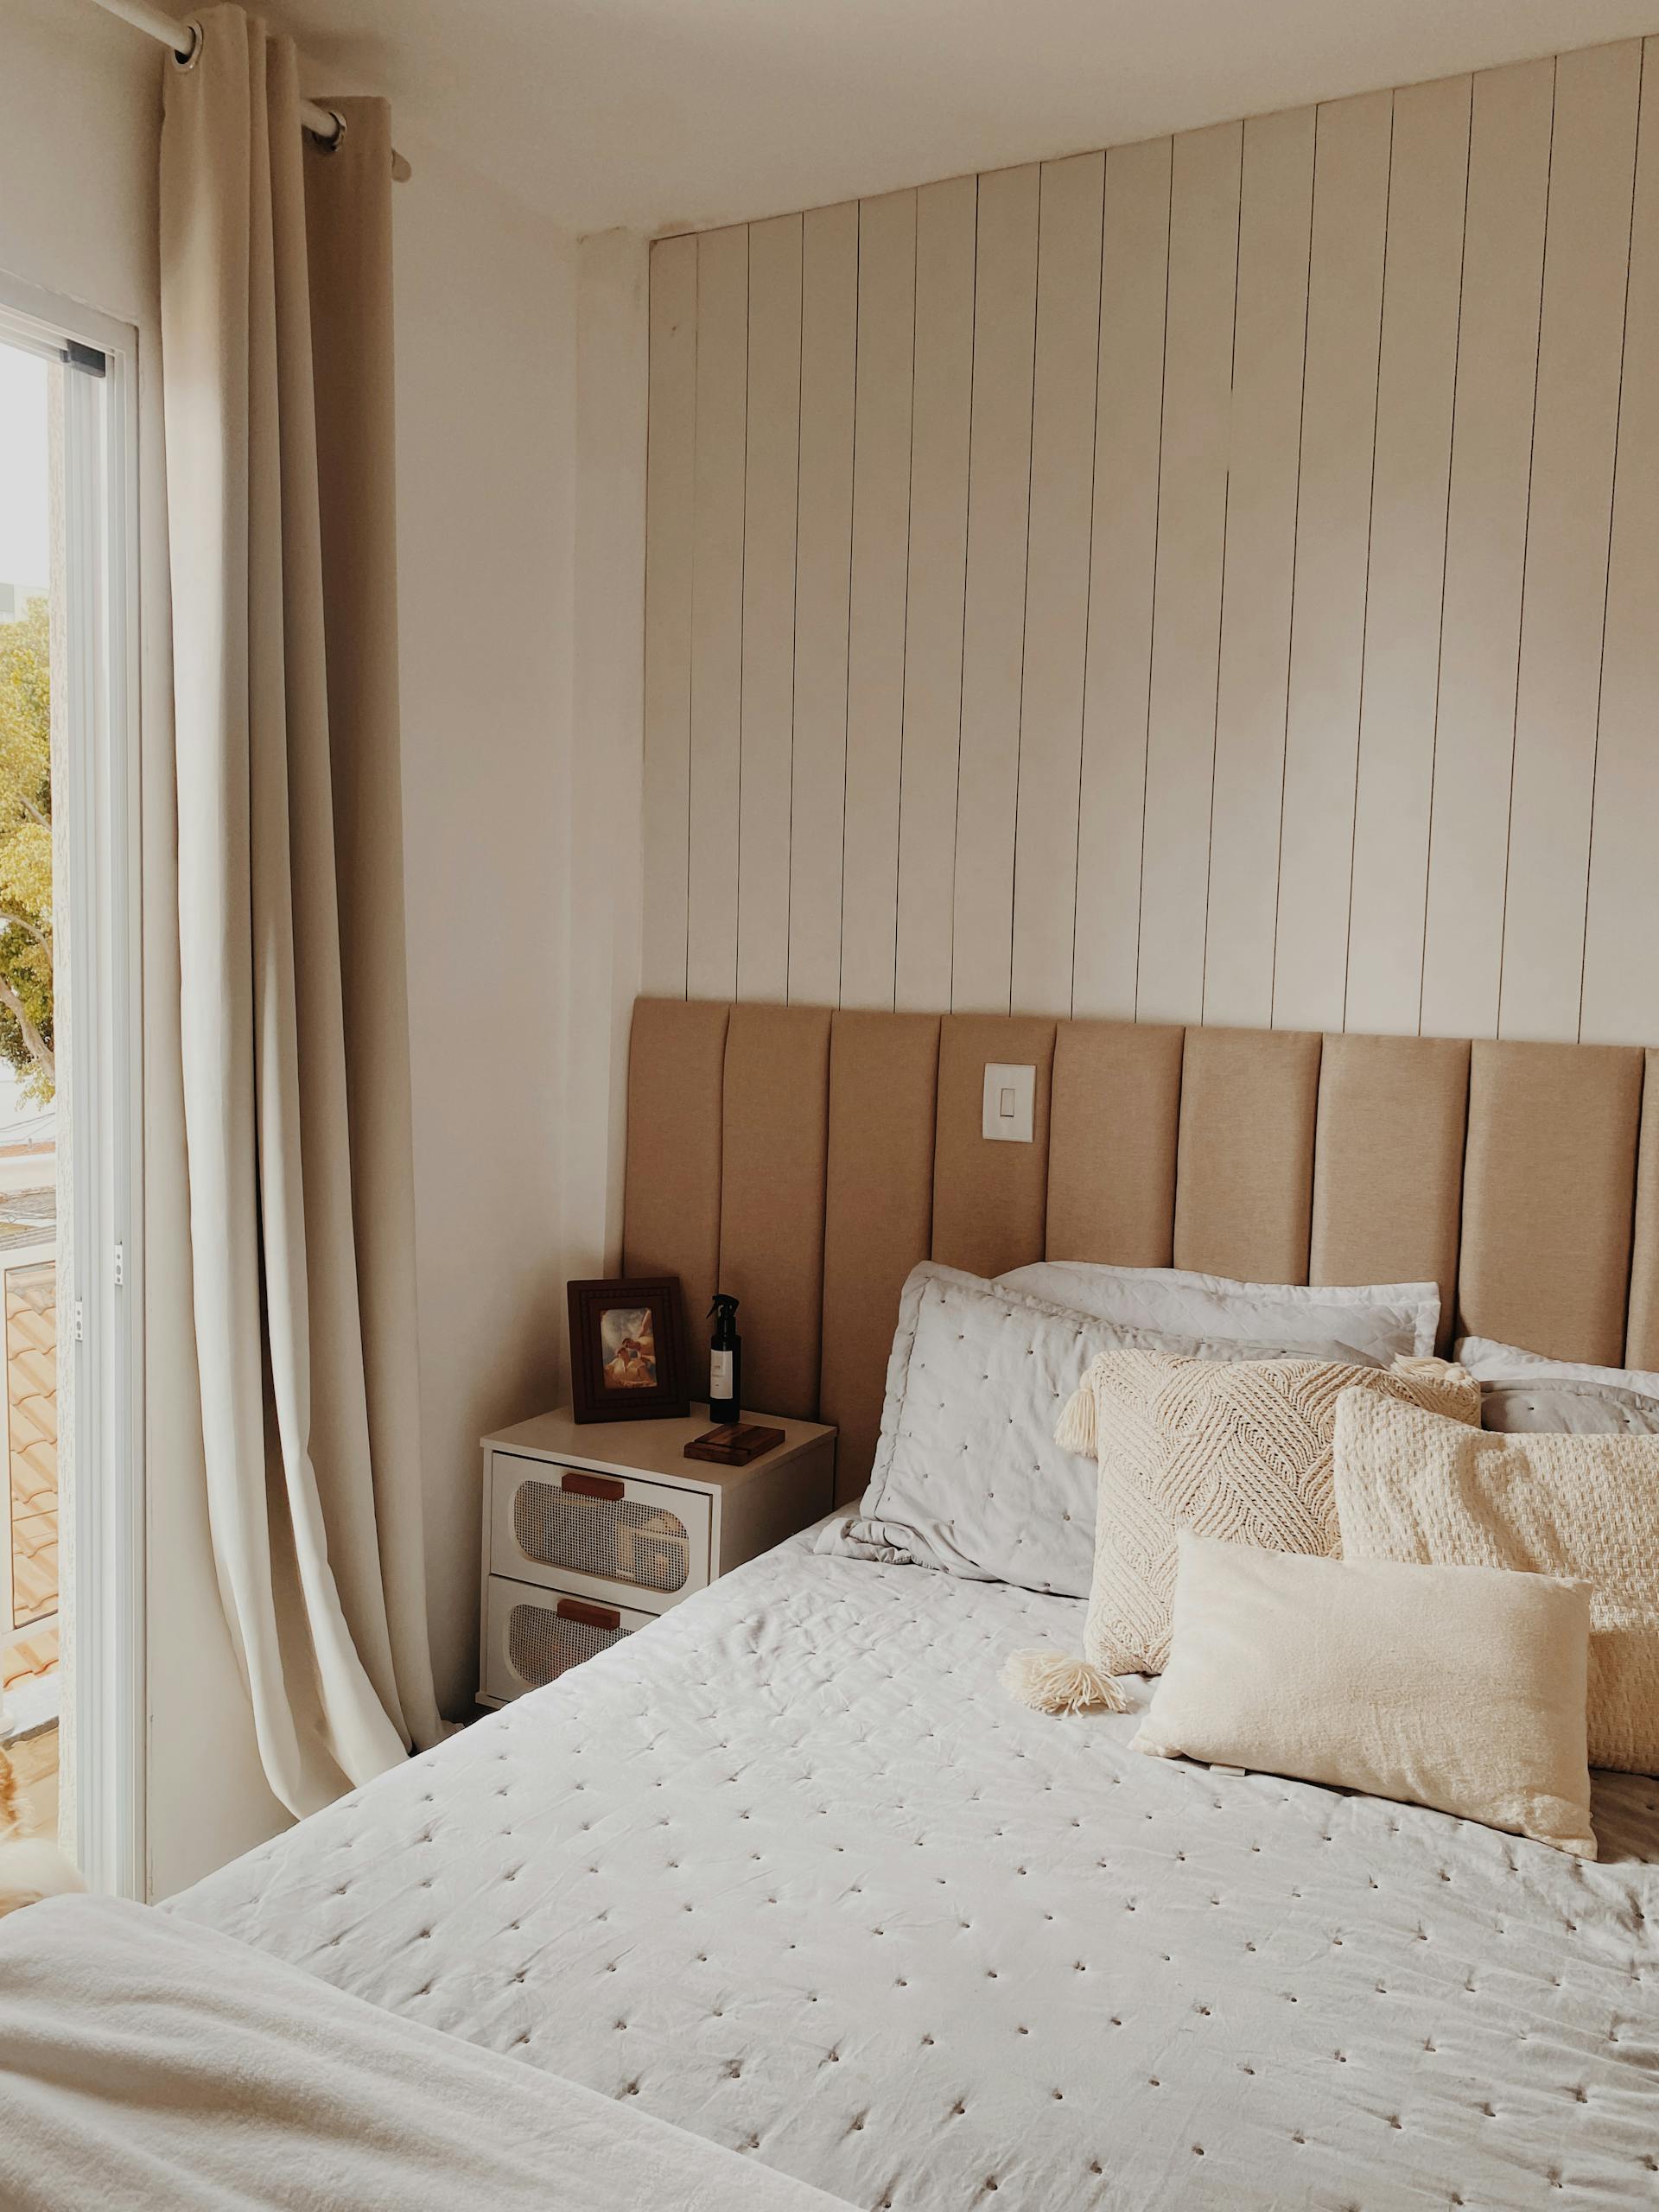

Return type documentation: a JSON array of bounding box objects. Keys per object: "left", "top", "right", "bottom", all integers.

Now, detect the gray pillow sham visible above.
[
  {"left": 820, "top": 1262, "right": 1379, "bottom": 1597},
  {"left": 1480, "top": 1377, "right": 1659, "bottom": 1438}
]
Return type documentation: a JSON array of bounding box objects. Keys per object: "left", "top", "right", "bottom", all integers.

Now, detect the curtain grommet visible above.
[
  {"left": 173, "top": 19, "right": 204, "bottom": 70},
  {"left": 315, "top": 109, "right": 348, "bottom": 153}
]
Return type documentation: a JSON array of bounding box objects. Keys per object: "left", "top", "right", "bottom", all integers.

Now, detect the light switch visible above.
[{"left": 982, "top": 1062, "right": 1036, "bottom": 1144}]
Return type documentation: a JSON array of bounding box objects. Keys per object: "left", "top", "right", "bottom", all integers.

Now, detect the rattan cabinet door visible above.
[
  {"left": 489, "top": 1454, "right": 713, "bottom": 1611},
  {"left": 482, "top": 1573, "right": 657, "bottom": 1701}
]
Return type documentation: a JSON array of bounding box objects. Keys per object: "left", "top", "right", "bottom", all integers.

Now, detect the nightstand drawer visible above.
[
  {"left": 481, "top": 1574, "right": 657, "bottom": 1703},
  {"left": 489, "top": 1451, "right": 713, "bottom": 1611}
]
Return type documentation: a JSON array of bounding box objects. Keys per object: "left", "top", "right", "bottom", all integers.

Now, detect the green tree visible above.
[{"left": 0, "top": 595, "right": 54, "bottom": 1104}]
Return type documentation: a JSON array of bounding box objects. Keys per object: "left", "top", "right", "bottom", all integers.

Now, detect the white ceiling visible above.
[{"left": 267, "top": 0, "right": 1659, "bottom": 236}]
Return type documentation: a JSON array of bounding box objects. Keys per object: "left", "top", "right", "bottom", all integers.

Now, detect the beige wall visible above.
[
  {"left": 560, "top": 231, "right": 649, "bottom": 1294},
  {"left": 642, "top": 36, "right": 1659, "bottom": 1049},
  {"left": 405, "top": 220, "right": 651, "bottom": 1718},
  {"left": 395, "top": 154, "right": 579, "bottom": 1718}
]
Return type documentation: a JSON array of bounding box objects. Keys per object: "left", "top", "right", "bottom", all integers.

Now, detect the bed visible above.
[
  {"left": 171, "top": 1527, "right": 1659, "bottom": 2210},
  {"left": 45, "top": 1001, "right": 1659, "bottom": 2205}
]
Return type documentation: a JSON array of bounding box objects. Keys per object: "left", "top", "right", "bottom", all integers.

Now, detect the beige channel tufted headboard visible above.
[{"left": 621, "top": 1001, "right": 1659, "bottom": 1505}]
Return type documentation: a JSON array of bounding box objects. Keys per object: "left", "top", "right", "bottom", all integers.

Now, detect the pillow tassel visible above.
[
  {"left": 1391, "top": 1354, "right": 1471, "bottom": 1384},
  {"left": 1001, "top": 1646, "right": 1127, "bottom": 1716},
  {"left": 1053, "top": 1378, "right": 1097, "bottom": 1457}
]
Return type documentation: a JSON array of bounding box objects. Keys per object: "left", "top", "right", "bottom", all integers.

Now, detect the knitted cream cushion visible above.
[
  {"left": 1065, "top": 1351, "right": 1482, "bottom": 1676},
  {"left": 1334, "top": 1392, "right": 1659, "bottom": 1775}
]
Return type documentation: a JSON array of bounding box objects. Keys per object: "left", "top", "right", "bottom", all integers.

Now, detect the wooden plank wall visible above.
[{"left": 643, "top": 38, "right": 1659, "bottom": 1049}]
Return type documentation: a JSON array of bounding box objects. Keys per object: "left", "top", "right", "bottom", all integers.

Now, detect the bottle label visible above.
[{"left": 710, "top": 1351, "right": 734, "bottom": 1400}]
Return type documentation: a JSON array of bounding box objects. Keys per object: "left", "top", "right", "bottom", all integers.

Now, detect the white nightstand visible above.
[{"left": 478, "top": 1405, "right": 837, "bottom": 1707}]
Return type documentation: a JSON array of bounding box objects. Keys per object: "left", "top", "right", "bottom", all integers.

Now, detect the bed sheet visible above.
[{"left": 173, "top": 1533, "right": 1659, "bottom": 2210}]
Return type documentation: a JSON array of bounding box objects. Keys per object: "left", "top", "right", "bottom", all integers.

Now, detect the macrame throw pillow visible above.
[{"left": 1003, "top": 1351, "right": 1480, "bottom": 1715}]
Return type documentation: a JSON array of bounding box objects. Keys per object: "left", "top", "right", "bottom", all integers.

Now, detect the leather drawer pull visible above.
[
  {"left": 556, "top": 1596, "right": 621, "bottom": 1631},
  {"left": 561, "top": 1470, "right": 626, "bottom": 1502}
]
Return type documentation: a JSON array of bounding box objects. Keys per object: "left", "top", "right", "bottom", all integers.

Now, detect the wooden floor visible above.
[
  {"left": 1, "top": 1250, "right": 60, "bottom": 1850},
  {"left": 1, "top": 1624, "right": 57, "bottom": 1691},
  {"left": 7, "top": 1258, "right": 58, "bottom": 1639},
  {"left": 2, "top": 1630, "right": 60, "bottom": 1845},
  {"left": 6, "top": 1722, "right": 58, "bottom": 1840}
]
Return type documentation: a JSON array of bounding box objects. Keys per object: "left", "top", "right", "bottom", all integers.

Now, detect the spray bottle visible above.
[{"left": 708, "top": 1294, "right": 741, "bottom": 1424}]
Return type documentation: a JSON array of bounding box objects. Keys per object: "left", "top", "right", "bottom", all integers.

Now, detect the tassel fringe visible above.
[
  {"left": 1392, "top": 1354, "right": 1471, "bottom": 1384},
  {"left": 1001, "top": 1646, "right": 1128, "bottom": 1716},
  {"left": 1054, "top": 1380, "right": 1097, "bottom": 1457}
]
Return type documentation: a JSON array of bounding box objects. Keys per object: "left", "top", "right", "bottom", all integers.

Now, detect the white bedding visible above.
[
  {"left": 174, "top": 1532, "right": 1659, "bottom": 2211},
  {"left": 0, "top": 1892, "right": 849, "bottom": 2211}
]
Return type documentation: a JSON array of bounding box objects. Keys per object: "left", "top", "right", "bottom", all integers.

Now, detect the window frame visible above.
[{"left": 0, "top": 268, "right": 144, "bottom": 1900}]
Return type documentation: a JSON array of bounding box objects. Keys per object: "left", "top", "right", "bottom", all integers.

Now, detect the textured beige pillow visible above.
[
  {"left": 1065, "top": 1351, "right": 1481, "bottom": 1675},
  {"left": 1334, "top": 1392, "right": 1659, "bottom": 1775},
  {"left": 1136, "top": 1534, "right": 1596, "bottom": 1859}
]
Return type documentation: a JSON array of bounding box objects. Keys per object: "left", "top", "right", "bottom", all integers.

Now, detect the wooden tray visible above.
[{"left": 683, "top": 1422, "right": 785, "bottom": 1466}]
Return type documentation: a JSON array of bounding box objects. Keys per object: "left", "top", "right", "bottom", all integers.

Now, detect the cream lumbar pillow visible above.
[
  {"left": 1071, "top": 1350, "right": 1478, "bottom": 1676},
  {"left": 1135, "top": 1533, "right": 1597, "bottom": 1859},
  {"left": 1333, "top": 1391, "right": 1659, "bottom": 1776}
]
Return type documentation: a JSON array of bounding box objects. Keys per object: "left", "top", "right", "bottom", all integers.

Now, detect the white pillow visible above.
[
  {"left": 824, "top": 1263, "right": 1380, "bottom": 1596},
  {"left": 1458, "top": 1337, "right": 1659, "bottom": 1437},
  {"left": 1002, "top": 1262, "right": 1439, "bottom": 1361},
  {"left": 1458, "top": 1334, "right": 1659, "bottom": 1399},
  {"left": 1135, "top": 1533, "right": 1596, "bottom": 1859}
]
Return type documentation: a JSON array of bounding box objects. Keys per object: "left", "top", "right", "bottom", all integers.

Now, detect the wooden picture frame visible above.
[{"left": 567, "top": 1275, "right": 690, "bottom": 1423}]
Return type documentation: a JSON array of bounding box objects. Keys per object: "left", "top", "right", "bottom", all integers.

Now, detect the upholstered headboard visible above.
[{"left": 622, "top": 1001, "right": 1659, "bottom": 1504}]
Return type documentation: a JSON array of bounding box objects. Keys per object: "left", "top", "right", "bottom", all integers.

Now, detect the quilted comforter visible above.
[{"left": 174, "top": 1531, "right": 1659, "bottom": 2210}]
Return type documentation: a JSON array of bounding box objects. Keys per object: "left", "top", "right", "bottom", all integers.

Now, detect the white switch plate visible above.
[{"left": 982, "top": 1062, "right": 1036, "bottom": 1144}]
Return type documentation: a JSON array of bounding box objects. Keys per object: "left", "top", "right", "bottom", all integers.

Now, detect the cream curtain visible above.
[{"left": 160, "top": 4, "right": 444, "bottom": 1816}]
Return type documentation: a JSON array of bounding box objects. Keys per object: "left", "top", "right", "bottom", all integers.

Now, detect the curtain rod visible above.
[{"left": 87, "top": 0, "right": 413, "bottom": 181}]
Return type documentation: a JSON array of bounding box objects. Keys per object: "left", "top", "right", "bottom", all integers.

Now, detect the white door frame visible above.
[{"left": 0, "top": 268, "right": 145, "bottom": 1898}]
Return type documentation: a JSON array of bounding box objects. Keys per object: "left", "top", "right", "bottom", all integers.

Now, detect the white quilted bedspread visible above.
[{"left": 172, "top": 1535, "right": 1659, "bottom": 2211}]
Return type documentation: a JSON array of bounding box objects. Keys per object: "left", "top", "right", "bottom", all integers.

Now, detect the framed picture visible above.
[{"left": 567, "top": 1275, "right": 690, "bottom": 1424}]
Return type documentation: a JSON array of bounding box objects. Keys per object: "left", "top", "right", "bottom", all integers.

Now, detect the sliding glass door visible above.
[{"left": 0, "top": 272, "right": 143, "bottom": 1897}]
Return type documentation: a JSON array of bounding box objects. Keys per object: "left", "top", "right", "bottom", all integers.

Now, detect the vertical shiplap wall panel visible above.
[
  {"left": 1011, "top": 153, "right": 1106, "bottom": 1016},
  {"left": 1136, "top": 122, "right": 1241, "bottom": 1024},
  {"left": 1272, "top": 90, "right": 1393, "bottom": 1033},
  {"left": 1344, "top": 75, "right": 1471, "bottom": 1035},
  {"left": 1203, "top": 107, "right": 1314, "bottom": 1028},
  {"left": 1419, "top": 59, "right": 1554, "bottom": 1039},
  {"left": 952, "top": 165, "right": 1040, "bottom": 1013},
  {"left": 1499, "top": 41, "right": 1641, "bottom": 1042},
  {"left": 1072, "top": 136, "right": 1171, "bottom": 1020},
  {"left": 735, "top": 214, "right": 803, "bottom": 1002},
  {"left": 641, "top": 233, "right": 696, "bottom": 995},
  {"left": 650, "top": 37, "right": 1659, "bottom": 1058},
  {"left": 786, "top": 202, "right": 857, "bottom": 1007},
  {"left": 841, "top": 192, "right": 918, "bottom": 1008},
  {"left": 896, "top": 176, "right": 976, "bottom": 1014},
  {"left": 685, "top": 226, "right": 748, "bottom": 1001},
  {"left": 1582, "top": 38, "right": 1659, "bottom": 1046}
]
